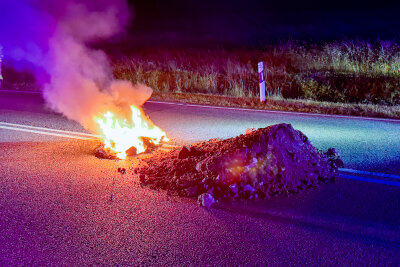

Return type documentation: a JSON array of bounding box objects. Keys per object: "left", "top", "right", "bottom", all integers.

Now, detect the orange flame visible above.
[{"left": 94, "top": 105, "right": 168, "bottom": 159}]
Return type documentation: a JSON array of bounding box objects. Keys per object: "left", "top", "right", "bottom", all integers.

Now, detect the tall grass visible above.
[
  {"left": 112, "top": 48, "right": 258, "bottom": 97},
  {"left": 111, "top": 40, "right": 400, "bottom": 105}
]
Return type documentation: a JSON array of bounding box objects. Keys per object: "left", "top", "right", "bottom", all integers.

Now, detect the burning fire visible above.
[{"left": 94, "top": 105, "right": 168, "bottom": 159}]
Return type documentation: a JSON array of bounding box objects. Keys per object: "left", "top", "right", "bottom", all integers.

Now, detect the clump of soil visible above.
[
  {"left": 134, "top": 123, "right": 343, "bottom": 204},
  {"left": 94, "top": 144, "right": 119, "bottom": 160}
]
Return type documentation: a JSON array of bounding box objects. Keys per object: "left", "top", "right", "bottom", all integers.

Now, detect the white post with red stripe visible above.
[
  {"left": 258, "top": 61, "right": 266, "bottom": 102},
  {"left": 0, "top": 45, "right": 2, "bottom": 88}
]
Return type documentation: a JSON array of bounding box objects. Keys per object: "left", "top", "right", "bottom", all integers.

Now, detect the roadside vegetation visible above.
[
  {"left": 109, "top": 40, "right": 400, "bottom": 118},
  {"left": 112, "top": 40, "right": 400, "bottom": 106},
  {"left": 3, "top": 40, "right": 400, "bottom": 118}
]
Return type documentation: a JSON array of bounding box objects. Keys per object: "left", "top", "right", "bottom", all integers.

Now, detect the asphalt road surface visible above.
[
  {"left": 1, "top": 90, "right": 400, "bottom": 266},
  {"left": 0, "top": 91, "right": 399, "bottom": 174}
]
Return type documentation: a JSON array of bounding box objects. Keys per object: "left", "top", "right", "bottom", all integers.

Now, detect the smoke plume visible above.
[{"left": 0, "top": 0, "right": 152, "bottom": 132}]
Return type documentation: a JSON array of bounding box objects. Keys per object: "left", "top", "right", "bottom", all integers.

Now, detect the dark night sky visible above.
[{"left": 126, "top": 0, "right": 400, "bottom": 46}]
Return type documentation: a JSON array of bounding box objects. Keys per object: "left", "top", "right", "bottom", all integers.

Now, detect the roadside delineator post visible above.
[
  {"left": 258, "top": 61, "right": 266, "bottom": 102},
  {"left": 0, "top": 45, "right": 2, "bottom": 89}
]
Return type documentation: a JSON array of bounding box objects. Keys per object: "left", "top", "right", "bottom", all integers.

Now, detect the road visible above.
[
  {"left": 0, "top": 91, "right": 399, "bottom": 174},
  {"left": 0, "top": 90, "right": 400, "bottom": 266}
]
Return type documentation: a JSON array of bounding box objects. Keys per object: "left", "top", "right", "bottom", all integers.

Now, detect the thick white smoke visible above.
[{"left": 0, "top": 0, "right": 152, "bottom": 132}]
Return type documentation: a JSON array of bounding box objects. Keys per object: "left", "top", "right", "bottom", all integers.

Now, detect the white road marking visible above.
[
  {"left": 338, "top": 168, "right": 400, "bottom": 187},
  {"left": 147, "top": 100, "right": 400, "bottom": 123},
  {"left": 339, "top": 173, "right": 400, "bottom": 187},
  {"left": 0, "top": 89, "right": 42, "bottom": 94},
  {"left": 0, "top": 122, "right": 99, "bottom": 138},
  {"left": 0, "top": 122, "right": 98, "bottom": 140},
  {"left": 0, "top": 125, "right": 94, "bottom": 140},
  {"left": 339, "top": 168, "right": 400, "bottom": 181}
]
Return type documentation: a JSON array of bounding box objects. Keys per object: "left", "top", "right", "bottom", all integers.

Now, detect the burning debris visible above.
[
  {"left": 94, "top": 136, "right": 166, "bottom": 160},
  {"left": 134, "top": 123, "right": 343, "bottom": 207},
  {"left": 94, "top": 104, "right": 168, "bottom": 159}
]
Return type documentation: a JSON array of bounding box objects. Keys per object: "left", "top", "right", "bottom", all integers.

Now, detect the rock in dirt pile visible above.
[{"left": 134, "top": 123, "right": 343, "bottom": 207}]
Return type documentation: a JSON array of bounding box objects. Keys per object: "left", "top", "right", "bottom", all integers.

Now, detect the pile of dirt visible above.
[{"left": 134, "top": 123, "right": 343, "bottom": 206}]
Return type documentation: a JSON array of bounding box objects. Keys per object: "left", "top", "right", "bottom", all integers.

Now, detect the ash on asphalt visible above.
[{"left": 134, "top": 123, "right": 343, "bottom": 207}]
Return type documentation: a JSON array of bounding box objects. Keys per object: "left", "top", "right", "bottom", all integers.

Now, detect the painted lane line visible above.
[
  {"left": 339, "top": 173, "right": 400, "bottom": 187},
  {"left": 0, "top": 122, "right": 99, "bottom": 138},
  {"left": 339, "top": 168, "right": 400, "bottom": 181},
  {"left": 0, "top": 89, "right": 42, "bottom": 94},
  {"left": 0, "top": 125, "right": 95, "bottom": 140},
  {"left": 147, "top": 100, "right": 400, "bottom": 123}
]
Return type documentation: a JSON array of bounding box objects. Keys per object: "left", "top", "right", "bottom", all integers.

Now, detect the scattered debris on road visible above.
[
  {"left": 133, "top": 123, "right": 343, "bottom": 207},
  {"left": 118, "top": 167, "right": 126, "bottom": 175},
  {"left": 197, "top": 193, "right": 216, "bottom": 209},
  {"left": 94, "top": 144, "right": 119, "bottom": 160},
  {"left": 95, "top": 138, "right": 161, "bottom": 160}
]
